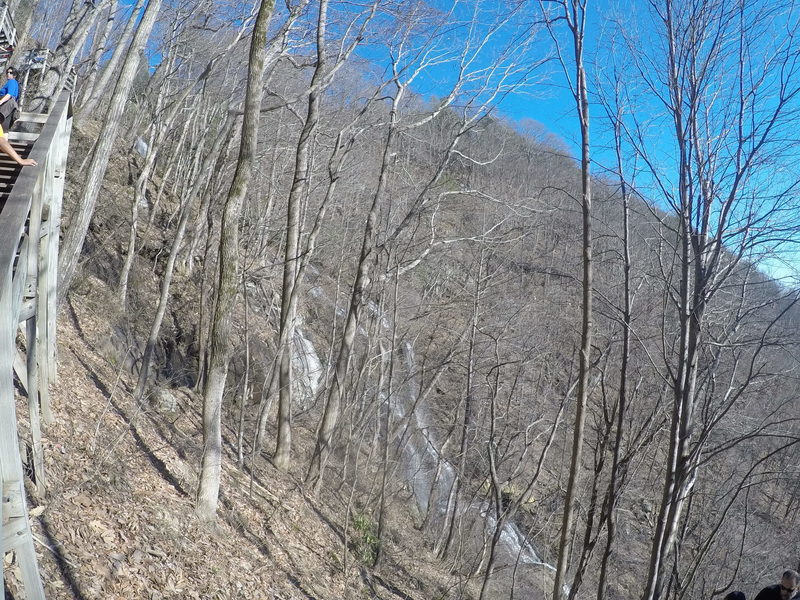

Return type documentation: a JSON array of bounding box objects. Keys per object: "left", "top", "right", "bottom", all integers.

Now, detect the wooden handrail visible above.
[
  {"left": 0, "top": 91, "right": 70, "bottom": 282},
  {"left": 0, "top": 89, "right": 72, "bottom": 599}
]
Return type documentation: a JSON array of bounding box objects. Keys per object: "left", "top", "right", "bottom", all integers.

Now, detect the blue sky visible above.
[
  {"left": 470, "top": 0, "right": 800, "bottom": 286},
  {"left": 73, "top": 0, "right": 799, "bottom": 285}
]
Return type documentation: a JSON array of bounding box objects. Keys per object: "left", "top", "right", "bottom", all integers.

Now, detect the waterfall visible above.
[
  {"left": 391, "top": 341, "right": 456, "bottom": 518},
  {"left": 290, "top": 318, "right": 323, "bottom": 410},
  {"left": 396, "top": 341, "right": 559, "bottom": 582},
  {"left": 303, "top": 284, "right": 559, "bottom": 595}
]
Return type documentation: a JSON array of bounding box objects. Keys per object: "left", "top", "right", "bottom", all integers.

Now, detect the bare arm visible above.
[{"left": 0, "top": 136, "right": 36, "bottom": 166}]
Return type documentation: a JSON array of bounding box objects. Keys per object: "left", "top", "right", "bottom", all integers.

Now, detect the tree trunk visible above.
[
  {"left": 305, "top": 77, "right": 405, "bottom": 492},
  {"left": 10, "top": 0, "right": 37, "bottom": 57},
  {"left": 596, "top": 73, "right": 634, "bottom": 600},
  {"left": 77, "top": 1, "right": 115, "bottom": 106},
  {"left": 30, "top": 0, "right": 112, "bottom": 112},
  {"left": 237, "top": 280, "right": 251, "bottom": 467},
  {"left": 77, "top": 0, "right": 147, "bottom": 118},
  {"left": 438, "top": 250, "right": 483, "bottom": 558},
  {"left": 273, "top": 0, "right": 329, "bottom": 471},
  {"left": 135, "top": 108, "right": 234, "bottom": 399},
  {"left": 550, "top": 1, "right": 593, "bottom": 597},
  {"left": 57, "top": 0, "right": 162, "bottom": 303},
  {"left": 196, "top": 0, "right": 276, "bottom": 523}
]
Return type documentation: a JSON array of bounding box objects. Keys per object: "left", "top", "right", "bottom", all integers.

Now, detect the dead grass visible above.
[{"left": 4, "top": 272, "right": 468, "bottom": 600}]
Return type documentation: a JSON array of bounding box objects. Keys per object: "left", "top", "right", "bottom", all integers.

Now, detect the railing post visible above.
[
  {"left": 0, "top": 263, "right": 43, "bottom": 599},
  {"left": 0, "top": 265, "right": 12, "bottom": 596},
  {"left": 26, "top": 165, "right": 46, "bottom": 496},
  {"left": 45, "top": 105, "right": 70, "bottom": 391}
]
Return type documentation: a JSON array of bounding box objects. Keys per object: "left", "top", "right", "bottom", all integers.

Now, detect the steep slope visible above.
[
  {"left": 9, "top": 272, "right": 462, "bottom": 599},
  {"left": 8, "top": 86, "right": 798, "bottom": 600}
]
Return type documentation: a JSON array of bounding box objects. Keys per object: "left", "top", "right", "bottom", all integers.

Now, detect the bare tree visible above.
[
  {"left": 594, "top": 56, "right": 637, "bottom": 600},
  {"left": 273, "top": 0, "right": 378, "bottom": 470},
  {"left": 306, "top": 0, "right": 542, "bottom": 492},
  {"left": 133, "top": 105, "right": 236, "bottom": 401},
  {"left": 30, "top": 0, "right": 113, "bottom": 112},
  {"left": 75, "top": 1, "right": 115, "bottom": 105},
  {"left": 77, "top": 0, "right": 147, "bottom": 117},
  {"left": 196, "top": 0, "right": 277, "bottom": 523},
  {"left": 58, "top": 0, "right": 162, "bottom": 301},
  {"left": 538, "top": 0, "right": 594, "bottom": 596},
  {"left": 594, "top": 1, "right": 800, "bottom": 597}
]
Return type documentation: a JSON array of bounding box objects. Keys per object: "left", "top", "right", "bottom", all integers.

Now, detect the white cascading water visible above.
[
  {"left": 392, "top": 341, "right": 456, "bottom": 516},
  {"left": 395, "top": 342, "right": 556, "bottom": 572},
  {"left": 300, "top": 289, "right": 558, "bottom": 594},
  {"left": 290, "top": 317, "right": 323, "bottom": 410}
]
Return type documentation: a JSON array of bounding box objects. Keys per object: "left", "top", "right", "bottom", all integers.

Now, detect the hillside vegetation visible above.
[{"left": 4, "top": 0, "right": 800, "bottom": 599}]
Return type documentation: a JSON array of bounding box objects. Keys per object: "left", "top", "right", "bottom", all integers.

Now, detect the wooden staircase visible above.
[
  {"left": 0, "top": 1, "right": 14, "bottom": 70},
  {"left": 0, "top": 92, "right": 72, "bottom": 600},
  {"left": 18, "top": 48, "right": 77, "bottom": 110},
  {"left": 0, "top": 1, "right": 15, "bottom": 53}
]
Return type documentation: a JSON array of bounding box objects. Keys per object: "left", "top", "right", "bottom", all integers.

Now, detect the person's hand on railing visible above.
[{"left": 0, "top": 135, "right": 35, "bottom": 165}]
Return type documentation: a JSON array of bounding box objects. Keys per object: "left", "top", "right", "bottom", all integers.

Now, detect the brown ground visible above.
[{"left": 5, "top": 273, "right": 457, "bottom": 600}]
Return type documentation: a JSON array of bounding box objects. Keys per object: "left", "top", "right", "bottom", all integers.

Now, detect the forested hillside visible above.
[{"left": 4, "top": 0, "right": 800, "bottom": 599}]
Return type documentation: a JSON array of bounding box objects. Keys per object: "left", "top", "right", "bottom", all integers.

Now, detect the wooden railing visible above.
[{"left": 0, "top": 90, "right": 72, "bottom": 600}]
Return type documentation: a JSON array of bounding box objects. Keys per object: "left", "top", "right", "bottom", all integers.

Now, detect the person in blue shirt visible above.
[
  {"left": 0, "top": 67, "right": 34, "bottom": 166},
  {"left": 0, "top": 66, "right": 19, "bottom": 105}
]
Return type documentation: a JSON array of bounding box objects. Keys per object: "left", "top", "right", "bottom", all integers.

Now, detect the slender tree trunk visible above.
[
  {"left": 77, "top": 1, "right": 115, "bottom": 107},
  {"left": 596, "top": 71, "right": 634, "bottom": 600},
  {"left": 643, "top": 3, "right": 704, "bottom": 595},
  {"left": 118, "top": 31, "right": 184, "bottom": 306},
  {"left": 135, "top": 109, "right": 233, "bottom": 399},
  {"left": 196, "top": 0, "right": 276, "bottom": 523},
  {"left": 252, "top": 124, "right": 351, "bottom": 459},
  {"left": 30, "top": 0, "right": 112, "bottom": 112},
  {"left": 438, "top": 250, "right": 483, "bottom": 558},
  {"left": 57, "top": 0, "right": 162, "bottom": 302},
  {"left": 11, "top": 0, "right": 37, "bottom": 56},
  {"left": 305, "top": 77, "right": 406, "bottom": 493},
  {"left": 550, "top": 1, "right": 593, "bottom": 597},
  {"left": 478, "top": 443, "right": 504, "bottom": 600},
  {"left": 273, "top": 0, "right": 330, "bottom": 471},
  {"left": 77, "top": 0, "right": 147, "bottom": 118},
  {"left": 237, "top": 281, "right": 251, "bottom": 468},
  {"left": 119, "top": 107, "right": 165, "bottom": 307},
  {"left": 373, "top": 274, "right": 397, "bottom": 568}
]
